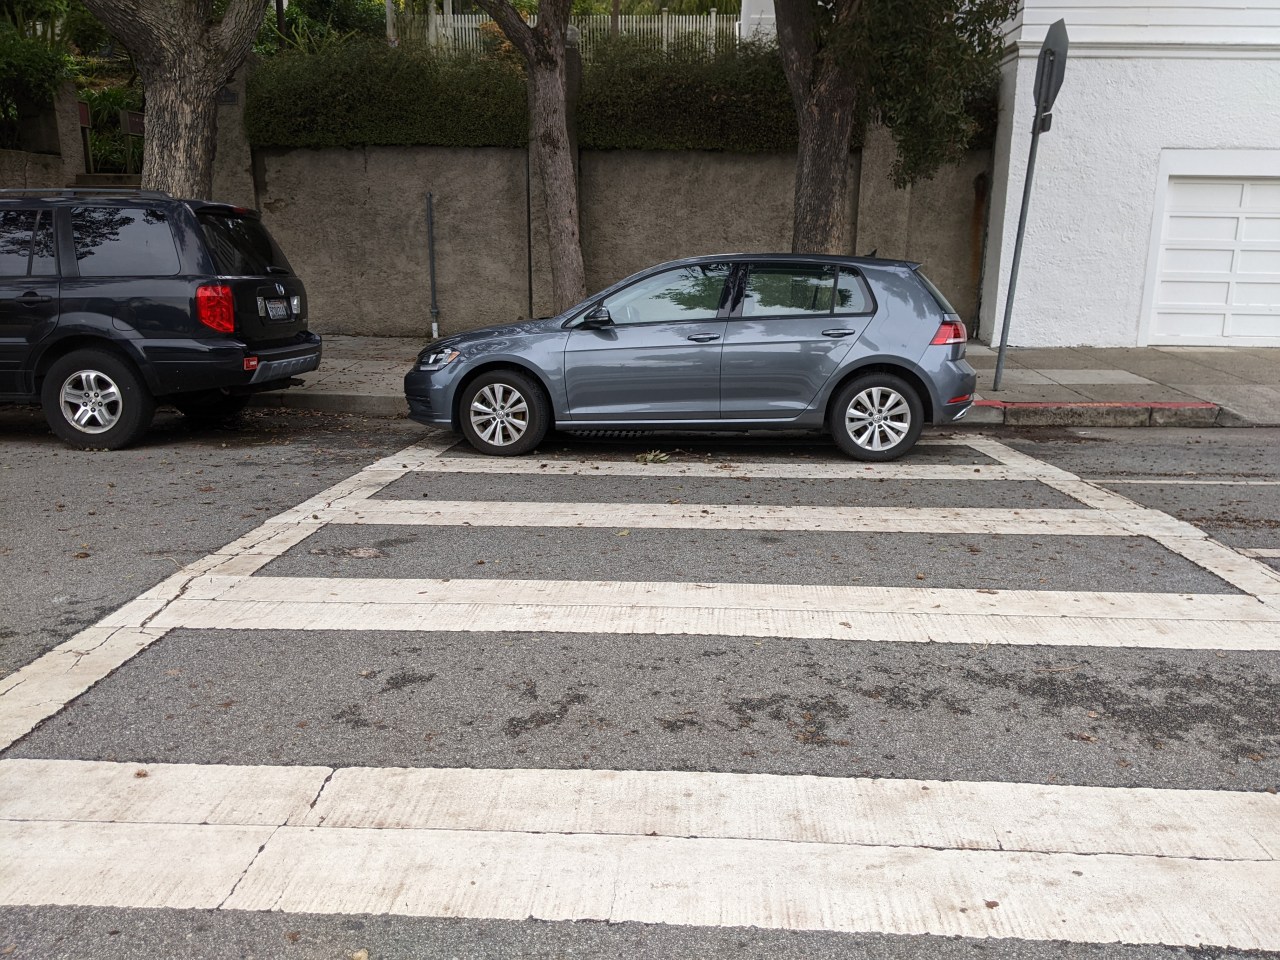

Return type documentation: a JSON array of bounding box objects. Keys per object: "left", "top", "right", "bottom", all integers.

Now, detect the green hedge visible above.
[
  {"left": 246, "top": 38, "right": 796, "bottom": 153},
  {"left": 246, "top": 40, "right": 528, "bottom": 149},
  {"left": 579, "top": 38, "right": 795, "bottom": 152}
]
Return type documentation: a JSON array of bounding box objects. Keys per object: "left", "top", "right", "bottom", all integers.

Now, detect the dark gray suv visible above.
[
  {"left": 0, "top": 189, "right": 320, "bottom": 449},
  {"left": 405, "top": 254, "right": 976, "bottom": 462}
]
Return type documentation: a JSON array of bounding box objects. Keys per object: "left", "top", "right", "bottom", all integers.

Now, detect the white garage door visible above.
[{"left": 1151, "top": 177, "right": 1280, "bottom": 345}]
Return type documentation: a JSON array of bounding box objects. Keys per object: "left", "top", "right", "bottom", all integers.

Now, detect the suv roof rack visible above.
[{"left": 0, "top": 188, "right": 173, "bottom": 198}]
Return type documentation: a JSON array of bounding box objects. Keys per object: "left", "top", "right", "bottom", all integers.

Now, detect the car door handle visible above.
[
  {"left": 686, "top": 333, "right": 721, "bottom": 342},
  {"left": 822, "top": 329, "right": 859, "bottom": 338},
  {"left": 17, "top": 292, "right": 53, "bottom": 306}
]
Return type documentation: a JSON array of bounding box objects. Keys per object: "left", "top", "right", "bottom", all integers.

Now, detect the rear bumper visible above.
[
  {"left": 143, "top": 332, "right": 322, "bottom": 396},
  {"left": 933, "top": 358, "right": 977, "bottom": 424}
]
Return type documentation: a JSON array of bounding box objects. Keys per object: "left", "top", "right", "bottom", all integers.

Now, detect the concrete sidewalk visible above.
[{"left": 253, "top": 336, "right": 1280, "bottom": 427}]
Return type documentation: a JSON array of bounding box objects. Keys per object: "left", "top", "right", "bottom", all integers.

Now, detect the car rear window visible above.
[
  {"left": 916, "top": 270, "right": 957, "bottom": 315},
  {"left": 72, "top": 206, "right": 180, "bottom": 277},
  {"left": 198, "top": 212, "right": 292, "bottom": 276}
]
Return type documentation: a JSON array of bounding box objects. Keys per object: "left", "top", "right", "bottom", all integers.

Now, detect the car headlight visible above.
[{"left": 417, "top": 348, "right": 460, "bottom": 371}]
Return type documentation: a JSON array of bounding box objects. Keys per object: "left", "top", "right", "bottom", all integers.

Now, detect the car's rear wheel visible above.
[
  {"left": 829, "top": 373, "right": 924, "bottom": 462},
  {"left": 173, "top": 390, "right": 250, "bottom": 425},
  {"left": 459, "top": 369, "right": 549, "bottom": 456},
  {"left": 41, "top": 349, "right": 155, "bottom": 450}
]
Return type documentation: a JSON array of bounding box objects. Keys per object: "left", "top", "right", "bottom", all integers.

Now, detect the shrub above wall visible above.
[
  {"left": 245, "top": 38, "right": 797, "bottom": 153},
  {"left": 578, "top": 39, "right": 795, "bottom": 153},
  {"left": 246, "top": 40, "right": 528, "bottom": 149}
]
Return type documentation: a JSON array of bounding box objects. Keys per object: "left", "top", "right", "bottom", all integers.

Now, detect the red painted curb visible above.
[{"left": 974, "top": 400, "right": 1217, "bottom": 410}]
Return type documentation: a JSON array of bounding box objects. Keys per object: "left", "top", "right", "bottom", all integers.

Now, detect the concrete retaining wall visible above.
[{"left": 217, "top": 112, "right": 986, "bottom": 338}]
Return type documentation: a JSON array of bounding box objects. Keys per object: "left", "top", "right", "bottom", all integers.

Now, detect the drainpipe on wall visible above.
[{"left": 427, "top": 192, "right": 440, "bottom": 339}]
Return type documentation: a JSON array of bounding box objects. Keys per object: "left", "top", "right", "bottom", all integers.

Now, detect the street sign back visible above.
[{"left": 1034, "top": 19, "right": 1069, "bottom": 115}]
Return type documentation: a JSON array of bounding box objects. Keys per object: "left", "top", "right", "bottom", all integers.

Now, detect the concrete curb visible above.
[
  {"left": 249, "top": 392, "right": 1236, "bottom": 429},
  {"left": 249, "top": 392, "right": 408, "bottom": 419},
  {"left": 968, "top": 400, "right": 1221, "bottom": 428}
]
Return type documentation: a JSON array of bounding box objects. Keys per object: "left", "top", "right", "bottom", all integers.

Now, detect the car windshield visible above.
[{"left": 198, "top": 211, "right": 292, "bottom": 276}]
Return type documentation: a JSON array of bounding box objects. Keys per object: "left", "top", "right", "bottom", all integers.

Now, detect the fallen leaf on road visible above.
[
  {"left": 616, "top": 529, "right": 631, "bottom": 536},
  {"left": 72, "top": 551, "right": 89, "bottom": 559},
  {"left": 985, "top": 900, "right": 1000, "bottom": 909}
]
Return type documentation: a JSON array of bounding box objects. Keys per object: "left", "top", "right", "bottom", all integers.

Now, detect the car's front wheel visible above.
[
  {"left": 829, "top": 373, "right": 924, "bottom": 462},
  {"left": 458, "top": 369, "right": 549, "bottom": 456},
  {"left": 41, "top": 349, "right": 156, "bottom": 450}
]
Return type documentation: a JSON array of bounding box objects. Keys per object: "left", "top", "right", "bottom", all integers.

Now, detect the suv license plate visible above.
[{"left": 266, "top": 299, "right": 289, "bottom": 320}]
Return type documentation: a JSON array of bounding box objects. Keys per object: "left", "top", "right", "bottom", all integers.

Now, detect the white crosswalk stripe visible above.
[{"left": 2, "top": 433, "right": 1278, "bottom": 950}]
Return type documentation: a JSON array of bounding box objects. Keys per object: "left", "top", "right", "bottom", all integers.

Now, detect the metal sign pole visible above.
[{"left": 992, "top": 20, "right": 1068, "bottom": 391}]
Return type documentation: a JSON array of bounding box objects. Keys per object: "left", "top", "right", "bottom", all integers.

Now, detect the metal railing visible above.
[{"left": 396, "top": 9, "right": 742, "bottom": 59}]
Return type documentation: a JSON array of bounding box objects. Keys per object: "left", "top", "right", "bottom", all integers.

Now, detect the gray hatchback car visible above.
[{"left": 404, "top": 254, "right": 976, "bottom": 462}]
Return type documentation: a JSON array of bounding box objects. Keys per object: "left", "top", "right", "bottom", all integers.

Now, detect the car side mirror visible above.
[{"left": 580, "top": 305, "right": 613, "bottom": 330}]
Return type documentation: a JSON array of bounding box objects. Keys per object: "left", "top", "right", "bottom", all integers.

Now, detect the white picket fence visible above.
[{"left": 396, "top": 10, "right": 742, "bottom": 59}]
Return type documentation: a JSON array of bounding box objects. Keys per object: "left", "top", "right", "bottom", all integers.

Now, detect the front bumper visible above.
[{"left": 404, "top": 366, "right": 459, "bottom": 427}]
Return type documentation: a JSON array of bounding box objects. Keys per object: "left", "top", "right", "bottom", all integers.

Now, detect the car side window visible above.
[
  {"left": 602, "top": 263, "right": 731, "bottom": 325},
  {"left": 0, "top": 209, "right": 37, "bottom": 277},
  {"left": 835, "top": 269, "right": 873, "bottom": 314},
  {"left": 743, "top": 264, "right": 837, "bottom": 317},
  {"left": 71, "top": 206, "right": 180, "bottom": 277},
  {"left": 742, "top": 264, "right": 874, "bottom": 317}
]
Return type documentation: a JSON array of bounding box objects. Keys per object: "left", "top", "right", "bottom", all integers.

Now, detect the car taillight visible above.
[
  {"left": 930, "top": 320, "right": 967, "bottom": 345},
  {"left": 197, "top": 284, "right": 235, "bottom": 334}
]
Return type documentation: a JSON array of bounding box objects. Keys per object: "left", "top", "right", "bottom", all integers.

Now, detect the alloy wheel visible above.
[
  {"left": 845, "top": 385, "right": 912, "bottom": 452},
  {"left": 58, "top": 369, "right": 123, "bottom": 435},
  {"left": 469, "top": 382, "right": 530, "bottom": 447}
]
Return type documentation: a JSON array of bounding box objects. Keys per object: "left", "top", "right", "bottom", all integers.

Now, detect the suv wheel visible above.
[
  {"left": 41, "top": 350, "right": 156, "bottom": 450},
  {"left": 174, "top": 390, "right": 250, "bottom": 425},
  {"left": 459, "top": 370, "right": 549, "bottom": 456},
  {"left": 830, "top": 373, "right": 924, "bottom": 462}
]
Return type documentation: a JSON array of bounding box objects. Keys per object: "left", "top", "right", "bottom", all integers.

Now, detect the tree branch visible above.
[
  {"left": 773, "top": 0, "right": 817, "bottom": 111},
  {"left": 215, "top": 0, "right": 272, "bottom": 78},
  {"left": 474, "top": 0, "right": 536, "bottom": 63}
]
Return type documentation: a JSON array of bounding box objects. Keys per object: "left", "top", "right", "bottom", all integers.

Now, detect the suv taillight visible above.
[
  {"left": 197, "top": 284, "right": 235, "bottom": 334},
  {"left": 930, "top": 320, "right": 967, "bottom": 345}
]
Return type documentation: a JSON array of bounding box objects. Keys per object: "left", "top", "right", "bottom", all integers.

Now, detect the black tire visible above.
[
  {"left": 458, "top": 369, "right": 549, "bottom": 456},
  {"left": 829, "top": 373, "right": 924, "bottom": 462},
  {"left": 173, "top": 390, "right": 250, "bottom": 425},
  {"left": 41, "top": 349, "right": 156, "bottom": 450}
]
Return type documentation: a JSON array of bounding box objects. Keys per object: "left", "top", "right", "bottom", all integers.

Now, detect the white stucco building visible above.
[{"left": 981, "top": 1, "right": 1280, "bottom": 347}]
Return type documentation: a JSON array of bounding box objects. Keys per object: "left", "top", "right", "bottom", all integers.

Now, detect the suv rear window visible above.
[
  {"left": 198, "top": 212, "right": 292, "bottom": 276},
  {"left": 72, "top": 206, "right": 180, "bottom": 277}
]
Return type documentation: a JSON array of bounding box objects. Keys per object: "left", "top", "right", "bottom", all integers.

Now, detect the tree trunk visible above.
[
  {"left": 775, "top": 0, "right": 862, "bottom": 254},
  {"left": 476, "top": 0, "right": 586, "bottom": 314},
  {"left": 792, "top": 79, "right": 859, "bottom": 254},
  {"left": 138, "top": 69, "right": 221, "bottom": 198},
  {"left": 528, "top": 61, "right": 586, "bottom": 312},
  {"left": 83, "top": 0, "right": 267, "bottom": 199}
]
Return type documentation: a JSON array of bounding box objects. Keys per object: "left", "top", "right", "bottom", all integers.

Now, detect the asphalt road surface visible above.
[{"left": 1, "top": 406, "right": 1278, "bottom": 960}]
